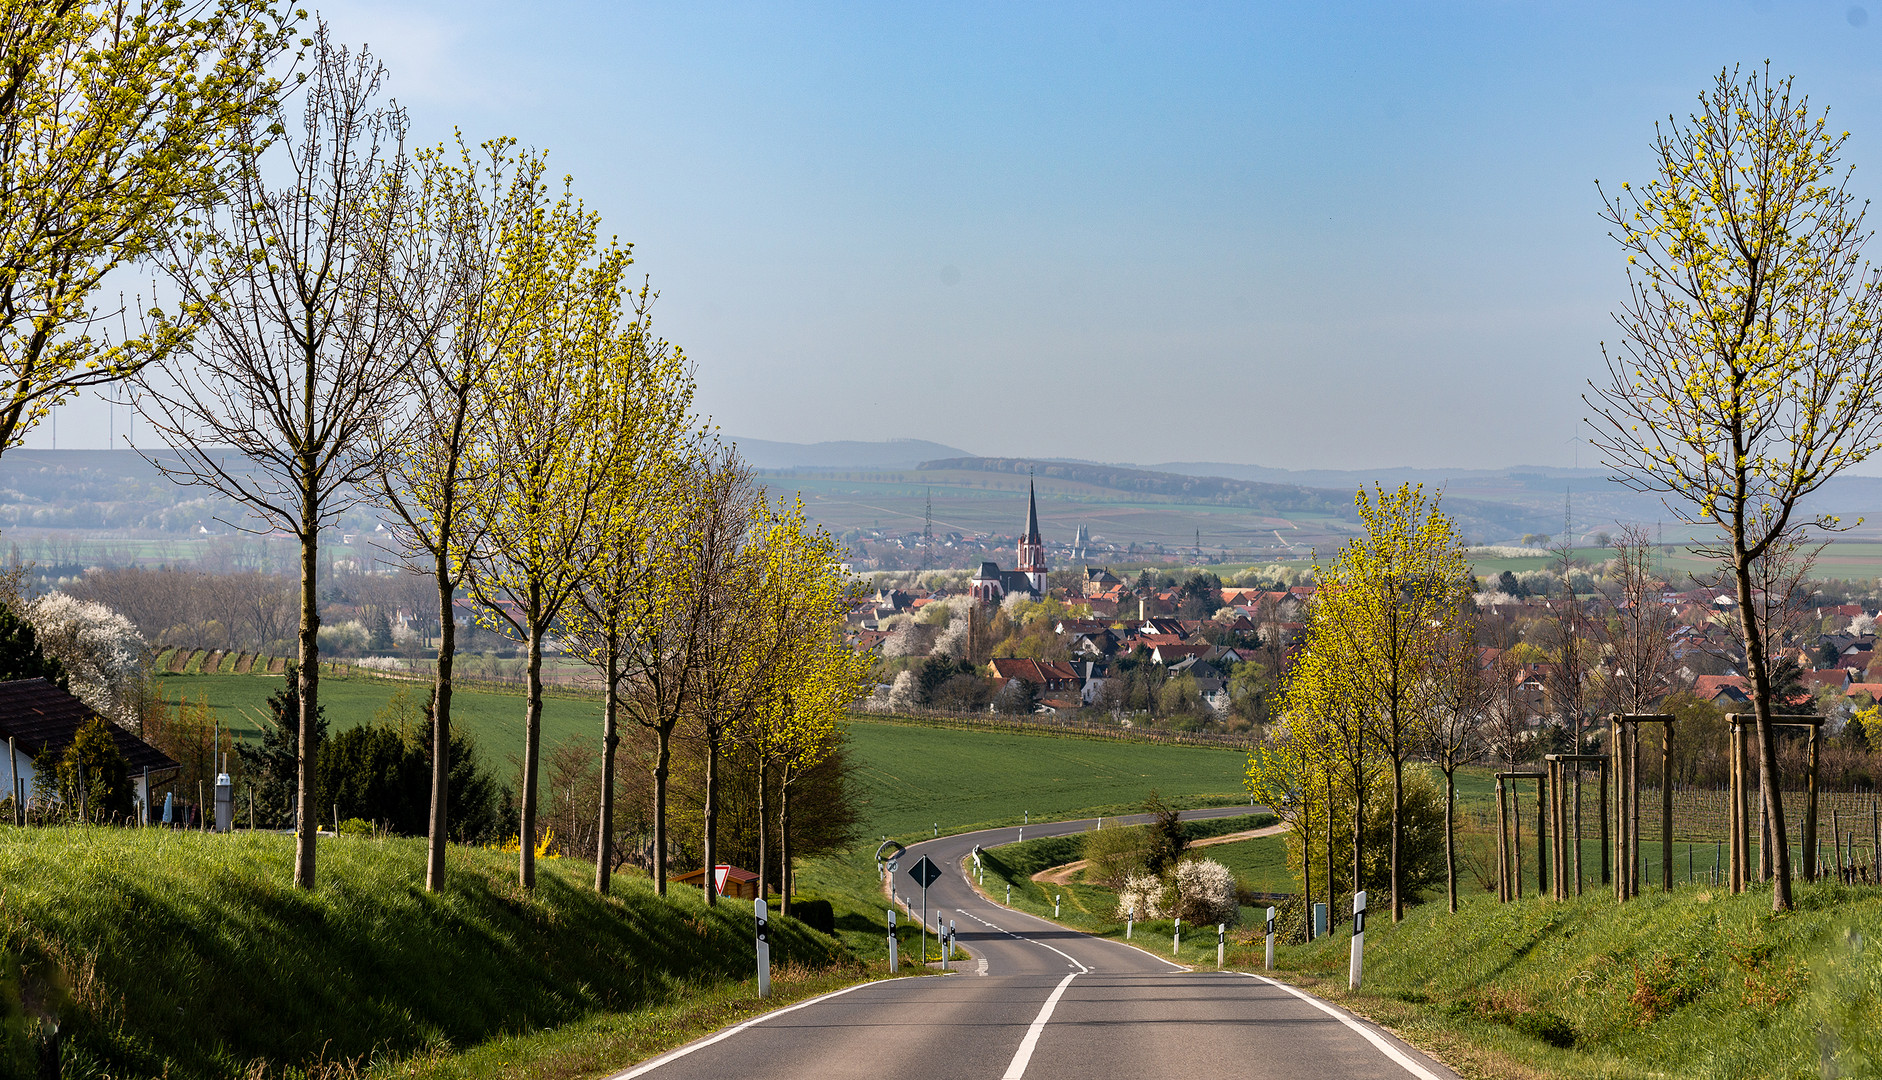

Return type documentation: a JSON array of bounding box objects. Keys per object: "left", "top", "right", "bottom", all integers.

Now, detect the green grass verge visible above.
[
  {"left": 0, "top": 828, "right": 843, "bottom": 1080},
  {"left": 1243, "top": 883, "right": 1882, "bottom": 1080}
]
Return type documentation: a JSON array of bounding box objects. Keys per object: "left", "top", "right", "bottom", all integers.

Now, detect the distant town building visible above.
[{"left": 969, "top": 477, "right": 1049, "bottom": 604}]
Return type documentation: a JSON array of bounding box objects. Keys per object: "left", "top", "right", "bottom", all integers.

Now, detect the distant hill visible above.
[
  {"left": 919, "top": 456, "right": 1350, "bottom": 514},
  {"left": 732, "top": 437, "right": 974, "bottom": 470}
]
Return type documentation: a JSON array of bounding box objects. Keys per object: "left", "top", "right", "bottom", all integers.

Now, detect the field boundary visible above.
[{"left": 852, "top": 710, "right": 1254, "bottom": 750}]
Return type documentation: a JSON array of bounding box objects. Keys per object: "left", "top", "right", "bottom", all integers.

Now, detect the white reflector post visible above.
[
  {"left": 1349, "top": 891, "right": 1366, "bottom": 991},
  {"left": 887, "top": 908, "right": 898, "bottom": 973},
  {"left": 1265, "top": 906, "right": 1276, "bottom": 971},
  {"left": 755, "top": 898, "right": 771, "bottom": 998}
]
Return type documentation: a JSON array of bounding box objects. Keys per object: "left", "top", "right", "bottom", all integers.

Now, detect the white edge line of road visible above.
[
  {"left": 1000, "top": 971, "right": 1078, "bottom": 1080},
  {"left": 605, "top": 979, "right": 888, "bottom": 1080},
  {"left": 1237, "top": 973, "right": 1447, "bottom": 1080}
]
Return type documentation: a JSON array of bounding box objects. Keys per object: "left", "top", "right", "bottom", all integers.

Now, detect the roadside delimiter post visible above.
[
  {"left": 1265, "top": 906, "right": 1276, "bottom": 971},
  {"left": 1349, "top": 890, "right": 1367, "bottom": 991},
  {"left": 887, "top": 909, "right": 898, "bottom": 973},
  {"left": 755, "top": 898, "right": 771, "bottom": 999}
]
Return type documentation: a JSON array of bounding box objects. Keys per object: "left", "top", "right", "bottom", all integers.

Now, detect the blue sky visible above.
[{"left": 38, "top": 1, "right": 1882, "bottom": 471}]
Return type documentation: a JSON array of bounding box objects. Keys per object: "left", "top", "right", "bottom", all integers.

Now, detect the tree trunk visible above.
[
  {"left": 1391, "top": 753, "right": 1404, "bottom": 922},
  {"left": 1351, "top": 760, "right": 1364, "bottom": 907},
  {"left": 780, "top": 775, "right": 793, "bottom": 917},
  {"left": 426, "top": 555, "right": 453, "bottom": 893},
  {"left": 654, "top": 722, "right": 671, "bottom": 896},
  {"left": 293, "top": 521, "right": 320, "bottom": 890},
  {"left": 595, "top": 635, "right": 619, "bottom": 895},
  {"left": 1326, "top": 769, "right": 1336, "bottom": 906},
  {"left": 1445, "top": 766, "right": 1457, "bottom": 914},
  {"left": 755, "top": 752, "right": 768, "bottom": 905},
  {"left": 702, "top": 728, "right": 719, "bottom": 907},
  {"left": 1302, "top": 811, "right": 1314, "bottom": 938},
  {"left": 519, "top": 607, "right": 543, "bottom": 890},
  {"left": 1734, "top": 551, "right": 1793, "bottom": 911}
]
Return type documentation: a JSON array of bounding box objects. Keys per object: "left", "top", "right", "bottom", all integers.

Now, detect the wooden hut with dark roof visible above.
[{"left": 0, "top": 678, "right": 177, "bottom": 816}]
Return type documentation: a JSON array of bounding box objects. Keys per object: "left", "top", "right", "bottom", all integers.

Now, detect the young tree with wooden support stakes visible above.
[
  {"left": 1587, "top": 65, "right": 1882, "bottom": 912},
  {"left": 1494, "top": 771, "right": 1546, "bottom": 901},
  {"left": 1280, "top": 610, "right": 1372, "bottom": 918},
  {"left": 0, "top": 0, "right": 295, "bottom": 460},
  {"left": 374, "top": 136, "right": 547, "bottom": 892},
  {"left": 135, "top": 31, "right": 410, "bottom": 890},
  {"left": 466, "top": 180, "right": 632, "bottom": 889}
]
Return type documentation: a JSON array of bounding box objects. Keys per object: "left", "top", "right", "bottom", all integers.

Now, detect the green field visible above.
[
  {"left": 1202, "top": 833, "right": 1295, "bottom": 896},
  {"left": 155, "top": 671, "right": 607, "bottom": 769},
  {"left": 845, "top": 717, "right": 1252, "bottom": 840}
]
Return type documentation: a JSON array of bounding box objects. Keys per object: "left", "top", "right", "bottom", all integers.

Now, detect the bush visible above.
[
  {"left": 56, "top": 717, "right": 132, "bottom": 822},
  {"left": 1082, "top": 822, "right": 1150, "bottom": 889},
  {"left": 790, "top": 898, "right": 835, "bottom": 935}
]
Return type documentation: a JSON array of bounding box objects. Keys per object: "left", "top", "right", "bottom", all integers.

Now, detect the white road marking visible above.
[
  {"left": 1000, "top": 972, "right": 1078, "bottom": 1080},
  {"left": 606, "top": 980, "right": 883, "bottom": 1079},
  {"left": 1237, "top": 973, "right": 1447, "bottom": 1080},
  {"left": 977, "top": 957, "right": 989, "bottom": 976}
]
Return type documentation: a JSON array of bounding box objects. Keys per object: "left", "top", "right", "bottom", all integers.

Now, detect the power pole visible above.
[{"left": 923, "top": 487, "right": 934, "bottom": 571}]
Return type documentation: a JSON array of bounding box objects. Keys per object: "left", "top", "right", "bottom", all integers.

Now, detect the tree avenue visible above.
[{"left": 1587, "top": 65, "right": 1882, "bottom": 911}]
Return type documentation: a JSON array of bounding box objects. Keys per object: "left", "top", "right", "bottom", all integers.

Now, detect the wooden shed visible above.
[{"left": 672, "top": 864, "right": 762, "bottom": 900}]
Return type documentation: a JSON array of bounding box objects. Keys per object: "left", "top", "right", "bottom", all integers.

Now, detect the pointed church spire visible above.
[{"left": 1024, "top": 470, "right": 1042, "bottom": 544}]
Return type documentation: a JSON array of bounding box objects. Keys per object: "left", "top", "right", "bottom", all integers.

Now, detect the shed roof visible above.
[{"left": 0, "top": 679, "right": 178, "bottom": 774}]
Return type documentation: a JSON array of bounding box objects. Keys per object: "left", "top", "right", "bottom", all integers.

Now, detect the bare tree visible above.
[
  {"left": 135, "top": 29, "right": 409, "bottom": 889},
  {"left": 1426, "top": 602, "right": 1489, "bottom": 913},
  {"left": 1598, "top": 524, "right": 1676, "bottom": 717}
]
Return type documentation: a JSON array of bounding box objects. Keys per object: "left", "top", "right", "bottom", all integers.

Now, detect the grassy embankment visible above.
[
  {"left": 0, "top": 828, "right": 852, "bottom": 1080},
  {"left": 1254, "top": 884, "right": 1882, "bottom": 1080}
]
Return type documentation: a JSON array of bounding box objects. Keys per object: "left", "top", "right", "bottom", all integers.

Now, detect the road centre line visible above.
[
  {"left": 1000, "top": 972, "right": 1078, "bottom": 1080},
  {"left": 1237, "top": 973, "right": 1446, "bottom": 1080},
  {"left": 606, "top": 980, "right": 883, "bottom": 1079}
]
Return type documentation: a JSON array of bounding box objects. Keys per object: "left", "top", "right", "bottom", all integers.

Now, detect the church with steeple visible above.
[{"left": 968, "top": 476, "right": 1048, "bottom": 604}]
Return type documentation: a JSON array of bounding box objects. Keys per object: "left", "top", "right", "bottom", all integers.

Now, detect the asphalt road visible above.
[{"left": 611, "top": 808, "right": 1460, "bottom": 1080}]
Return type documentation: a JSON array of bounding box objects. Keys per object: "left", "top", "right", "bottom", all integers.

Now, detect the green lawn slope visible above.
[
  {"left": 0, "top": 828, "right": 841, "bottom": 1080},
  {"left": 1261, "top": 884, "right": 1882, "bottom": 1079}
]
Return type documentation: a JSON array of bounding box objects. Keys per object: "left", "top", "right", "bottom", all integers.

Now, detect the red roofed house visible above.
[{"left": 0, "top": 678, "right": 177, "bottom": 819}]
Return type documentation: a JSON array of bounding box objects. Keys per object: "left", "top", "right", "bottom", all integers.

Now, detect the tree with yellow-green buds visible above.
[
  {"left": 465, "top": 176, "right": 631, "bottom": 890},
  {"left": 374, "top": 135, "right": 550, "bottom": 893},
  {"left": 562, "top": 284, "right": 695, "bottom": 896},
  {"left": 1587, "top": 65, "right": 1882, "bottom": 912},
  {"left": 0, "top": 0, "right": 296, "bottom": 456}
]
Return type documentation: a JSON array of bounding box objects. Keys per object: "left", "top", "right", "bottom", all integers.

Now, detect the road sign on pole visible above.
[{"left": 907, "top": 855, "right": 942, "bottom": 968}]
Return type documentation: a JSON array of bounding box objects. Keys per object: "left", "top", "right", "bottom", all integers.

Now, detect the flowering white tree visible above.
[
  {"left": 886, "top": 670, "right": 922, "bottom": 713},
  {"left": 1173, "top": 857, "right": 1240, "bottom": 925},
  {"left": 27, "top": 593, "right": 146, "bottom": 728},
  {"left": 1116, "top": 872, "right": 1167, "bottom": 920}
]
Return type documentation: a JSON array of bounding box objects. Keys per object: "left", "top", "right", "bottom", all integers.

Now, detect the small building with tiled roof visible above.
[{"left": 0, "top": 678, "right": 177, "bottom": 816}]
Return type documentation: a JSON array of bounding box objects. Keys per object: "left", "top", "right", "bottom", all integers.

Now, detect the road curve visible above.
[{"left": 610, "top": 808, "right": 1459, "bottom": 1080}]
